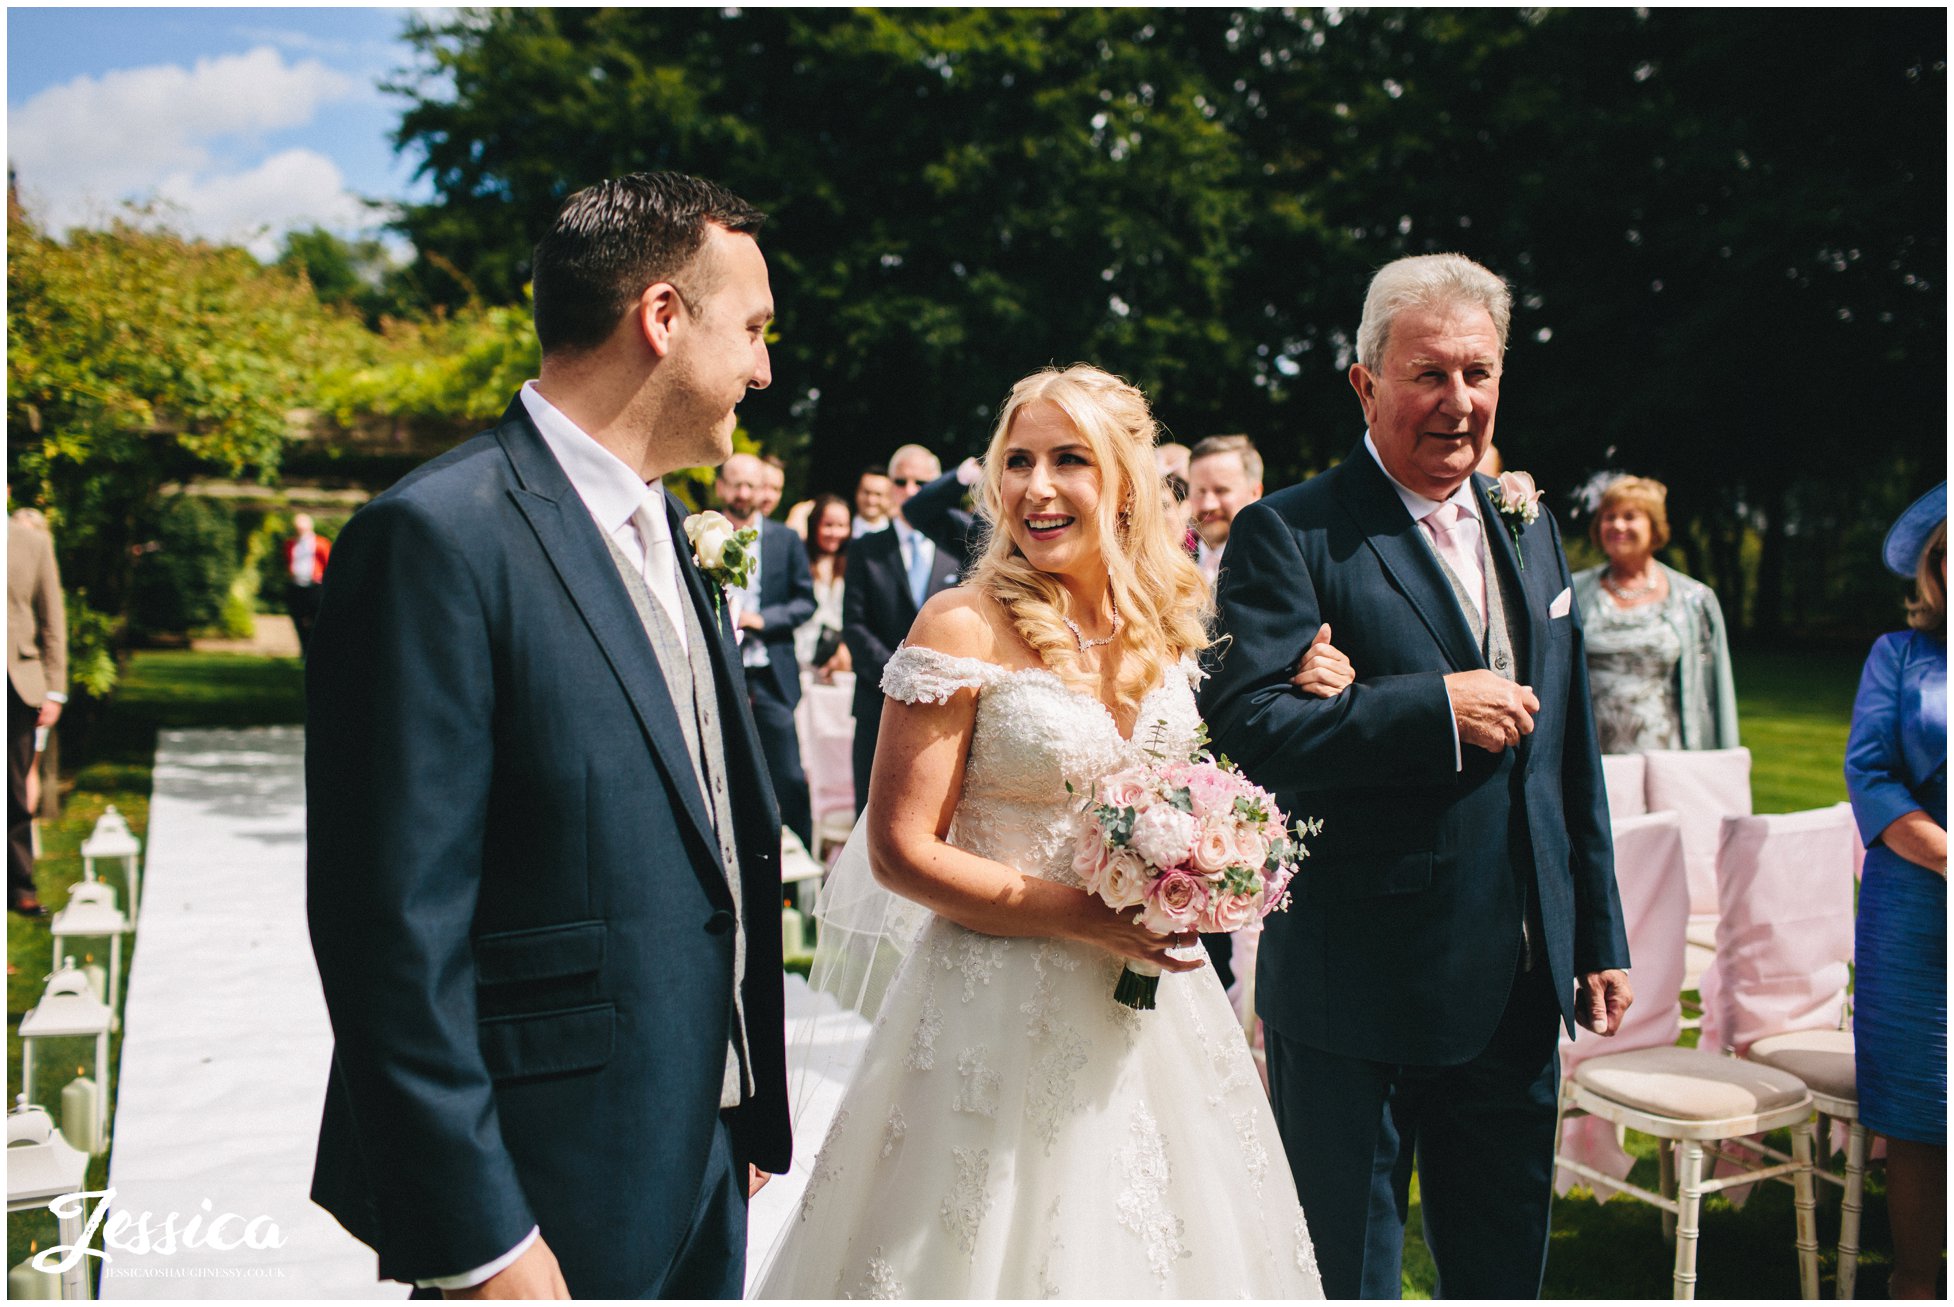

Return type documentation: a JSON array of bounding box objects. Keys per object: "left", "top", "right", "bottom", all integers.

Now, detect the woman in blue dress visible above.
[{"left": 1845, "top": 482, "right": 1946, "bottom": 1299}]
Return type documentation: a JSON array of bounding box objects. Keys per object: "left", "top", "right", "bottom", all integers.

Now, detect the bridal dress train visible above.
[{"left": 754, "top": 645, "right": 1324, "bottom": 1299}]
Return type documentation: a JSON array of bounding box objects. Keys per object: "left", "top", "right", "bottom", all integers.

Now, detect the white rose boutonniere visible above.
[
  {"left": 682, "top": 510, "right": 760, "bottom": 613},
  {"left": 1491, "top": 470, "right": 1542, "bottom": 570}
]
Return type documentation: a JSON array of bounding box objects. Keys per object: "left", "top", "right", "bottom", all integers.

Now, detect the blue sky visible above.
[{"left": 7, "top": 7, "right": 435, "bottom": 257}]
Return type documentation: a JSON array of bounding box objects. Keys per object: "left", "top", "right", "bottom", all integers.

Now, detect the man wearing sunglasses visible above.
[{"left": 842, "top": 444, "right": 963, "bottom": 814}]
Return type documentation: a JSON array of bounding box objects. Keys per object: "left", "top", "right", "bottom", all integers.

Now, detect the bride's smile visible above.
[{"left": 999, "top": 400, "right": 1105, "bottom": 582}]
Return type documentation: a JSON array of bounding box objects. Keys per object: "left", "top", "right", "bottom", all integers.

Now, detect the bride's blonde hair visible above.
[{"left": 966, "top": 364, "right": 1213, "bottom": 712}]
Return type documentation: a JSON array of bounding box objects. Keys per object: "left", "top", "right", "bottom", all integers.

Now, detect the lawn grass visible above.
[
  {"left": 6, "top": 642, "right": 1895, "bottom": 1296},
  {"left": 7, "top": 651, "right": 304, "bottom": 1285},
  {"left": 1731, "top": 643, "right": 1863, "bottom": 815},
  {"left": 1399, "top": 641, "right": 1873, "bottom": 1297}
]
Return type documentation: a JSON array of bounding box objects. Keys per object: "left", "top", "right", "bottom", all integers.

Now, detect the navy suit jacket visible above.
[
  {"left": 305, "top": 399, "right": 791, "bottom": 1295},
  {"left": 1201, "top": 443, "right": 1628, "bottom": 1066},
  {"left": 898, "top": 469, "right": 984, "bottom": 567},
  {"left": 841, "top": 522, "right": 962, "bottom": 724},
  {"left": 742, "top": 517, "right": 816, "bottom": 707}
]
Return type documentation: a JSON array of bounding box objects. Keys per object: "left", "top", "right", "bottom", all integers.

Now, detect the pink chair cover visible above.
[
  {"left": 1693, "top": 804, "right": 1856, "bottom": 1199},
  {"left": 1556, "top": 810, "right": 1690, "bottom": 1197},
  {"left": 1644, "top": 747, "right": 1753, "bottom": 918},
  {"left": 1600, "top": 753, "right": 1649, "bottom": 821},
  {"left": 1698, "top": 805, "right": 1856, "bottom": 1058},
  {"left": 796, "top": 671, "right": 858, "bottom": 823}
]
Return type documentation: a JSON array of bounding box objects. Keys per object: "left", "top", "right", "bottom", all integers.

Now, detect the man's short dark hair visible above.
[
  {"left": 857, "top": 464, "right": 889, "bottom": 485},
  {"left": 531, "top": 171, "right": 766, "bottom": 357},
  {"left": 1189, "top": 434, "right": 1263, "bottom": 485}
]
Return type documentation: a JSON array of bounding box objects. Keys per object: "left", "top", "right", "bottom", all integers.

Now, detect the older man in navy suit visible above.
[
  {"left": 306, "top": 173, "right": 789, "bottom": 1299},
  {"left": 1203, "top": 253, "right": 1631, "bottom": 1299},
  {"left": 716, "top": 451, "right": 816, "bottom": 849}
]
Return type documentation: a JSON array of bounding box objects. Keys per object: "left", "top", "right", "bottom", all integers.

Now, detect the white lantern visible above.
[
  {"left": 80, "top": 805, "right": 142, "bottom": 914},
  {"left": 17, "top": 962, "right": 112, "bottom": 1152},
  {"left": 6, "top": 1097, "right": 93, "bottom": 1299},
  {"left": 50, "top": 884, "right": 126, "bottom": 1024}
]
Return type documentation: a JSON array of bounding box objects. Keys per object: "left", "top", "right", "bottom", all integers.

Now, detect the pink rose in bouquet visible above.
[
  {"left": 1073, "top": 740, "right": 1324, "bottom": 1009},
  {"left": 1141, "top": 869, "right": 1211, "bottom": 934},
  {"left": 1209, "top": 889, "right": 1262, "bottom": 934}
]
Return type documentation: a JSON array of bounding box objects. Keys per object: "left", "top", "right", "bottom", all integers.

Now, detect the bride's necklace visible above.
[
  {"left": 1603, "top": 566, "right": 1662, "bottom": 600},
  {"left": 1063, "top": 596, "right": 1121, "bottom": 651}
]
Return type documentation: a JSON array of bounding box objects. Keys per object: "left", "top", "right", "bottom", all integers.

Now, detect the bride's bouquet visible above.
[{"left": 1072, "top": 737, "right": 1322, "bottom": 1010}]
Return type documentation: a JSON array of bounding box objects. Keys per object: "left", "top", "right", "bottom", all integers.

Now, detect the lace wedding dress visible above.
[{"left": 753, "top": 645, "right": 1324, "bottom": 1299}]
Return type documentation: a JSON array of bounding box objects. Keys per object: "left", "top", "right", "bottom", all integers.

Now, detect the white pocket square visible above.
[{"left": 1549, "top": 587, "right": 1572, "bottom": 619}]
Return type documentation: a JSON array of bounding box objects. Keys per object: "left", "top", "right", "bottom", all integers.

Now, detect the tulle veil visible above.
[{"left": 746, "top": 812, "right": 930, "bottom": 1290}]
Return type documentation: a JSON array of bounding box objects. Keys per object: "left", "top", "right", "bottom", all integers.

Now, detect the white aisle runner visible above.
[{"left": 101, "top": 727, "right": 401, "bottom": 1299}]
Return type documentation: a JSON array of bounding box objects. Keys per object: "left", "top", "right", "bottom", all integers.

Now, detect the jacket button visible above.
[{"left": 705, "top": 910, "right": 735, "bottom": 935}]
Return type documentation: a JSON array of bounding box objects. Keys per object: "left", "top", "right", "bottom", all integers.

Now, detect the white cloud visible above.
[
  {"left": 9, "top": 47, "right": 368, "bottom": 254},
  {"left": 154, "top": 149, "right": 384, "bottom": 260}
]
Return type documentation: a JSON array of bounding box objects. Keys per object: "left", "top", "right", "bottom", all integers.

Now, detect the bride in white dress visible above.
[{"left": 754, "top": 365, "right": 1325, "bottom": 1299}]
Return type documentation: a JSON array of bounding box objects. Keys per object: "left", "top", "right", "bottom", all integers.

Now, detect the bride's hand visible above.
[
  {"left": 1290, "top": 623, "right": 1354, "bottom": 698},
  {"left": 1067, "top": 897, "right": 1207, "bottom": 973}
]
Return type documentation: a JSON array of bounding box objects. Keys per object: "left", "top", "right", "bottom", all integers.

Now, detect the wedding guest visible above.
[
  {"left": 8, "top": 507, "right": 64, "bottom": 918},
  {"left": 1156, "top": 440, "right": 1192, "bottom": 481},
  {"left": 756, "top": 453, "right": 786, "bottom": 518},
  {"left": 793, "top": 494, "right": 853, "bottom": 680},
  {"left": 1846, "top": 483, "right": 1946, "bottom": 1300},
  {"left": 717, "top": 452, "right": 817, "bottom": 849},
  {"left": 898, "top": 455, "right": 983, "bottom": 566},
  {"left": 282, "top": 512, "right": 332, "bottom": 655},
  {"left": 851, "top": 464, "right": 893, "bottom": 537},
  {"left": 842, "top": 443, "right": 960, "bottom": 814},
  {"left": 1571, "top": 476, "right": 1738, "bottom": 753},
  {"left": 1187, "top": 434, "right": 1265, "bottom": 586}
]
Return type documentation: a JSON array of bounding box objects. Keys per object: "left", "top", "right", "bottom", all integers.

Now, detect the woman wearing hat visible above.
[
  {"left": 1845, "top": 482, "right": 1946, "bottom": 1298},
  {"left": 1573, "top": 476, "right": 1740, "bottom": 753}
]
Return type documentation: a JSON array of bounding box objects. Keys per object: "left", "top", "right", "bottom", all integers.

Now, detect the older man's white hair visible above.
[{"left": 1355, "top": 253, "right": 1513, "bottom": 371}]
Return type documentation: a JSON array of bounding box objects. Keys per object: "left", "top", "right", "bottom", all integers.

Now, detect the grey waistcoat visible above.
[
  {"left": 1427, "top": 520, "right": 1537, "bottom": 969},
  {"left": 605, "top": 536, "right": 752, "bottom": 1106}
]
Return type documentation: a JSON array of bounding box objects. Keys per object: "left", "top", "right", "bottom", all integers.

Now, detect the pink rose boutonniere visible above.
[{"left": 1491, "top": 470, "right": 1542, "bottom": 569}]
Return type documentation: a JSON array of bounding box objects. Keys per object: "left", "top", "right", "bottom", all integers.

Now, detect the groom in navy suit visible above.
[
  {"left": 1203, "top": 253, "right": 1631, "bottom": 1298},
  {"left": 306, "top": 173, "right": 789, "bottom": 1298}
]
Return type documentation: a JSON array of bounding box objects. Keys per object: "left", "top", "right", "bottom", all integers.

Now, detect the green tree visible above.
[
  {"left": 388, "top": 8, "right": 1270, "bottom": 473},
  {"left": 7, "top": 205, "right": 364, "bottom": 632}
]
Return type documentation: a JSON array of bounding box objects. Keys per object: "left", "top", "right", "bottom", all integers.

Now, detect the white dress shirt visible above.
[
  {"left": 520, "top": 381, "right": 686, "bottom": 650},
  {"left": 289, "top": 532, "right": 317, "bottom": 585},
  {"left": 1196, "top": 539, "right": 1223, "bottom": 586},
  {"left": 894, "top": 516, "right": 936, "bottom": 603},
  {"left": 1362, "top": 432, "right": 1484, "bottom": 772}
]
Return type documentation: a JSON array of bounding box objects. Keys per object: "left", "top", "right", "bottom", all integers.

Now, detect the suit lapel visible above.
[
  {"left": 669, "top": 496, "right": 774, "bottom": 825},
  {"left": 1473, "top": 474, "right": 1550, "bottom": 691},
  {"left": 926, "top": 536, "right": 960, "bottom": 598},
  {"left": 1338, "top": 449, "right": 1483, "bottom": 673},
  {"left": 496, "top": 407, "right": 721, "bottom": 864}
]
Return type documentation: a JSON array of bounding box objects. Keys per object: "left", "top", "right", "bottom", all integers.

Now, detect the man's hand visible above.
[
  {"left": 738, "top": 609, "right": 765, "bottom": 632},
  {"left": 36, "top": 700, "right": 61, "bottom": 729},
  {"left": 1443, "top": 670, "right": 1539, "bottom": 751},
  {"left": 446, "top": 1236, "right": 569, "bottom": 1300},
  {"left": 748, "top": 1165, "right": 772, "bottom": 1198},
  {"left": 1290, "top": 624, "right": 1355, "bottom": 699},
  {"left": 1576, "top": 969, "right": 1634, "bottom": 1036}
]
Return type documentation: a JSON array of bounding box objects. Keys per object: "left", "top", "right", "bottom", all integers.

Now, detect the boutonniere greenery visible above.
[
  {"left": 1490, "top": 471, "right": 1543, "bottom": 569},
  {"left": 682, "top": 511, "right": 759, "bottom": 612}
]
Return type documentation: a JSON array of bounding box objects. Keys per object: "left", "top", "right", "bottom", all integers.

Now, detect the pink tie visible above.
[{"left": 1424, "top": 500, "right": 1487, "bottom": 620}]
